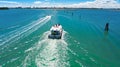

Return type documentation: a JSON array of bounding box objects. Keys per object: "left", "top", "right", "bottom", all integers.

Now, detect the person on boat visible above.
[
  {"left": 58, "top": 24, "right": 62, "bottom": 30},
  {"left": 57, "top": 24, "right": 62, "bottom": 33}
]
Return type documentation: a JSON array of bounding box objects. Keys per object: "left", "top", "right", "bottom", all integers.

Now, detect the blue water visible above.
[{"left": 0, "top": 9, "right": 120, "bottom": 67}]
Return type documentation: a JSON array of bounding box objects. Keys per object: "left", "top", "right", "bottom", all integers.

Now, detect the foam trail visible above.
[
  {"left": 21, "top": 31, "right": 70, "bottom": 67},
  {"left": 0, "top": 16, "right": 51, "bottom": 46}
]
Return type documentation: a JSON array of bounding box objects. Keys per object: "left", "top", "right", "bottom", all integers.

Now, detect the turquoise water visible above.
[{"left": 0, "top": 9, "right": 120, "bottom": 67}]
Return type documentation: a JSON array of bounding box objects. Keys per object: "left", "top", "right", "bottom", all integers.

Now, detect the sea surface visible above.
[{"left": 0, "top": 9, "right": 120, "bottom": 67}]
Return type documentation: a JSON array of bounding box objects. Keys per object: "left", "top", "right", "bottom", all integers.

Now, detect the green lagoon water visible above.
[{"left": 0, "top": 9, "right": 120, "bottom": 67}]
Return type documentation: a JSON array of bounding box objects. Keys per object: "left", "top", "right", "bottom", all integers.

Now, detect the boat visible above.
[{"left": 48, "top": 24, "right": 63, "bottom": 39}]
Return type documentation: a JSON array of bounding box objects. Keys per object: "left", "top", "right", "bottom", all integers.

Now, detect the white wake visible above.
[
  {"left": 0, "top": 15, "right": 51, "bottom": 46},
  {"left": 21, "top": 31, "right": 70, "bottom": 67}
]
